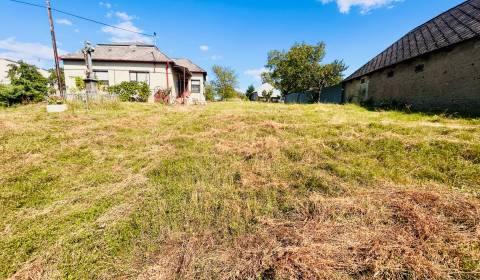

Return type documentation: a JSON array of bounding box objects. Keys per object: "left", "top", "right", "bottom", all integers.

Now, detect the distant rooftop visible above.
[
  {"left": 345, "top": 0, "right": 480, "bottom": 81},
  {"left": 0, "top": 57, "right": 18, "bottom": 64}
]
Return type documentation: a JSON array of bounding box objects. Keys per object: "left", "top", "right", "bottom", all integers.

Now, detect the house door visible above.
[{"left": 359, "top": 78, "right": 369, "bottom": 102}]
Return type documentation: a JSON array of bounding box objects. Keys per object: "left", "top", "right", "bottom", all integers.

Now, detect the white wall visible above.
[
  {"left": 189, "top": 72, "right": 206, "bottom": 102},
  {"left": 0, "top": 59, "right": 50, "bottom": 85},
  {"left": 0, "top": 59, "right": 13, "bottom": 84}
]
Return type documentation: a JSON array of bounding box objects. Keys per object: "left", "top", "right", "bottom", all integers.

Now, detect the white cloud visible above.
[
  {"left": 200, "top": 45, "right": 209, "bottom": 52},
  {"left": 115, "top": 12, "right": 135, "bottom": 21},
  {"left": 244, "top": 67, "right": 267, "bottom": 81},
  {"left": 0, "top": 37, "right": 67, "bottom": 68},
  {"left": 102, "top": 21, "right": 153, "bottom": 44},
  {"left": 74, "top": 29, "right": 80, "bottom": 33},
  {"left": 56, "top": 18, "right": 72, "bottom": 26},
  {"left": 210, "top": 55, "right": 222, "bottom": 60},
  {"left": 101, "top": 6, "right": 151, "bottom": 44},
  {"left": 99, "top": 2, "right": 112, "bottom": 9},
  {"left": 319, "top": 0, "right": 401, "bottom": 14}
]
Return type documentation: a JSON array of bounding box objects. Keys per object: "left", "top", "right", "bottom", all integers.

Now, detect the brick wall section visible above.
[{"left": 344, "top": 38, "right": 480, "bottom": 114}]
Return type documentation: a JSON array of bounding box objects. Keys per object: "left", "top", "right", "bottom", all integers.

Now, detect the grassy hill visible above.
[{"left": 1, "top": 102, "right": 479, "bottom": 279}]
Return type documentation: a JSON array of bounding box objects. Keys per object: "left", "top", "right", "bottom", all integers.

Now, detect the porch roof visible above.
[{"left": 173, "top": 58, "right": 207, "bottom": 73}]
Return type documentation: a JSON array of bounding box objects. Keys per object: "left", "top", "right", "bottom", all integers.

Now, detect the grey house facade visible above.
[{"left": 343, "top": 0, "right": 480, "bottom": 114}]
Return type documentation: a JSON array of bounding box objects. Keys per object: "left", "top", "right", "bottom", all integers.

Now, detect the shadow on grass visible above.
[{"left": 359, "top": 102, "right": 480, "bottom": 120}]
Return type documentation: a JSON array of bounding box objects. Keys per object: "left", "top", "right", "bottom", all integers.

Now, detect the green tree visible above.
[
  {"left": 6, "top": 61, "right": 49, "bottom": 104},
  {"left": 74, "top": 77, "right": 86, "bottom": 91},
  {"left": 262, "top": 42, "right": 347, "bottom": 99},
  {"left": 211, "top": 65, "right": 238, "bottom": 100},
  {"left": 262, "top": 89, "right": 273, "bottom": 103},
  {"left": 204, "top": 83, "right": 215, "bottom": 101},
  {"left": 245, "top": 84, "right": 255, "bottom": 99},
  {"left": 48, "top": 68, "right": 65, "bottom": 94}
]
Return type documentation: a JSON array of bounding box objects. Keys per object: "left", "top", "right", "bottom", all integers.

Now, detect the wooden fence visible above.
[{"left": 65, "top": 93, "right": 119, "bottom": 103}]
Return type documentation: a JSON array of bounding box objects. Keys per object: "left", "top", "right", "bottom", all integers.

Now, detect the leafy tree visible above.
[
  {"left": 48, "top": 68, "right": 65, "bottom": 94},
  {"left": 204, "top": 83, "right": 215, "bottom": 101},
  {"left": 262, "top": 89, "right": 273, "bottom": 103},
  {"left": 211, "top": 65, "right": 238, "bottom": 100},
  {"left": 236, "top": 89, "right": 248, "bottom": 101},
  {"left": 262, "top": 42, "right": 347, "bottom": 99},
  {"left": 74, "top": 77, "right": 86, "bottom": 91},
  {"left": 107, "top": 81, "right": 150, "bottom": 102},
  {"left": 245, "top": 84, "right": 255, "bottom": 99},
  {"left": 5, "top": 61, "right": 49, "bottom": 104}
]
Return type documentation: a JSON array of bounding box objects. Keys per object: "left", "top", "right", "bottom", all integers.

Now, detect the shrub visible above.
[
  {"left": 74, "top": 77, "right": 86, "bottom": 91},
  {"left": 107, "top": 81, "right": 150, "bottom": 102},
  {"left": 0, "top": 84, "right": 44, "bottom": 107},
  {"left": 4, "top": 61, "right": 49, "bottom": 105},
  {"left": 47, "top": 95, "right": 64, "bottom": 105},
  {"left": 204, "top": 83, "right": 215, "bottom": 101}
]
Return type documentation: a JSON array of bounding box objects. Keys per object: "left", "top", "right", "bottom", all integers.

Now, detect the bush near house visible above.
[
  {"left": 1, "top": 102, "right": 479, "bottom": 279},
  {"left": 107, "top": 81, "right": 150, "bottom": 102},
  {"left": 0, "top": 84, "right": 27, "bottom": 106},
  {"left": 0, "top": 62, "right": 49, "bottom": 106},
  {"left": 74, "top": 76, "right": 86, "bottom": 91}
]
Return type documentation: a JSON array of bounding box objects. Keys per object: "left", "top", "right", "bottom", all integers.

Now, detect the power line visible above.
[{"left": 8, "top": 0, "right": 155, "bottom": 38}]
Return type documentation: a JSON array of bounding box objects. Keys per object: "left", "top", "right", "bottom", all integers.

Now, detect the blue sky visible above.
[{"left": 0, "top": 0, "right": 465, "bottom": 90}]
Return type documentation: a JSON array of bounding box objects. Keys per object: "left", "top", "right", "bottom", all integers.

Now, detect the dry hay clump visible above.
[
  {"left": 142, "top": 188, "right": 480, "bottom": 280},
  {"left": 215, "top": 135, "right": 282, "bottom": 162}
]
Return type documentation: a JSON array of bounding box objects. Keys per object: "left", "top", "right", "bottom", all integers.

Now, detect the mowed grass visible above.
[{"left": 0, "top": 101, "right": 479, "bottom": 279}]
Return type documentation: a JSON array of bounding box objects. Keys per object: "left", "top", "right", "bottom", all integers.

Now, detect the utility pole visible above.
[{"left": 46, "top": 0, "right": 64, "bottom": 97}]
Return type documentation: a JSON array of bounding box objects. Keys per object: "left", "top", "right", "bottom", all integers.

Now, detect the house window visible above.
[
  {"left": 191, "top": 80, "right": 201, "bottom": 93},
  {"left": 360, "top": 78, "right": 366, "bottom": 84},
  {"left": 415, "top": 64, "right": 425, "bottom": 73},
  {"left": 130, "top": 71, "right": 150, "bottom": 85},
  {"left": 387, "top": 71, "right": 394, "bottom": 78},
  {"left": 94, "top": 70, "right": 109, "bottom": 86}
]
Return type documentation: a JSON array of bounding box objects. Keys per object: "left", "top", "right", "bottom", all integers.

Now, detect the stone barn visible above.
[{"left": 343, "top": 0, "right": 480, "bottom": 114}]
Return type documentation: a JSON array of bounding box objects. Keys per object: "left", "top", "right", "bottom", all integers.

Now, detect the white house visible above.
[
  {"left": 0, "top": 58, "right": 49, "bottom": 85},
  {"left": 255, "top": 83, "right": 281, "bottom": 98},
  {"left": 61, "top": 43, "right": 207, "bottom": 104}
]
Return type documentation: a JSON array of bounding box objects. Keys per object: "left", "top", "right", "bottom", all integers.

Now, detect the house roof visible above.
[
  {"left": 254, "top": 83, "right": 281, "bottom": 97},
  {"left": 173, "top": 58, "right": 207, "bottom": 73},
  {"left": 345, "top": 0, "right": 480, "bottom": 82},
  {"left": 0, "top": 58, "right": 50, "bottom": 77},
  {"left": 0, "top": 57, "right": 18, "bottom": 64},
  {"left": 61, "top": 43, "right": 172, "bottom": 63}
]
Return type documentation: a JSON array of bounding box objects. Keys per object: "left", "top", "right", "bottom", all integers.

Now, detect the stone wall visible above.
[{"left": 344, "top": 38, "right": 480, "bottom": 114}]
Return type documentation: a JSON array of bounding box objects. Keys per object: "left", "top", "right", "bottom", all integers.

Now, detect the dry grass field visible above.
[{"left": 1, "top": 101, "right": 479, "bottom": 279}]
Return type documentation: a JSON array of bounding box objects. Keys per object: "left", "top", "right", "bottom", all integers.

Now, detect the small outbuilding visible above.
[{"left": 343, "top": 0, "right": 480, "bottom": 114}]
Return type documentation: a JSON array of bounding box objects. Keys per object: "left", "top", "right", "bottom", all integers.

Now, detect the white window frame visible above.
[
  {"left": 93, "top": 70, "right": 109, "bottom": 86},
  {"left": 191, "top": 79, "right": 201, "bottom": 93},
  {"left": 129, "top": 71, "right": 150, "bottom": 85}
]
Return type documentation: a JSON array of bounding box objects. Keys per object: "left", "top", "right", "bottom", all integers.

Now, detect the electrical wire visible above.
[{"left": 8, "top": 0, "right": 155, "bottom": 38}]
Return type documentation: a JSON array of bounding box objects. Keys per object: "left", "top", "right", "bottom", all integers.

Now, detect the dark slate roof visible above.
[
  {"left": 61, "top": 43, "right": 172, "bottom": 63},
  {"left": 345, "top": 0, "right": 480, "bottom": 81}
]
